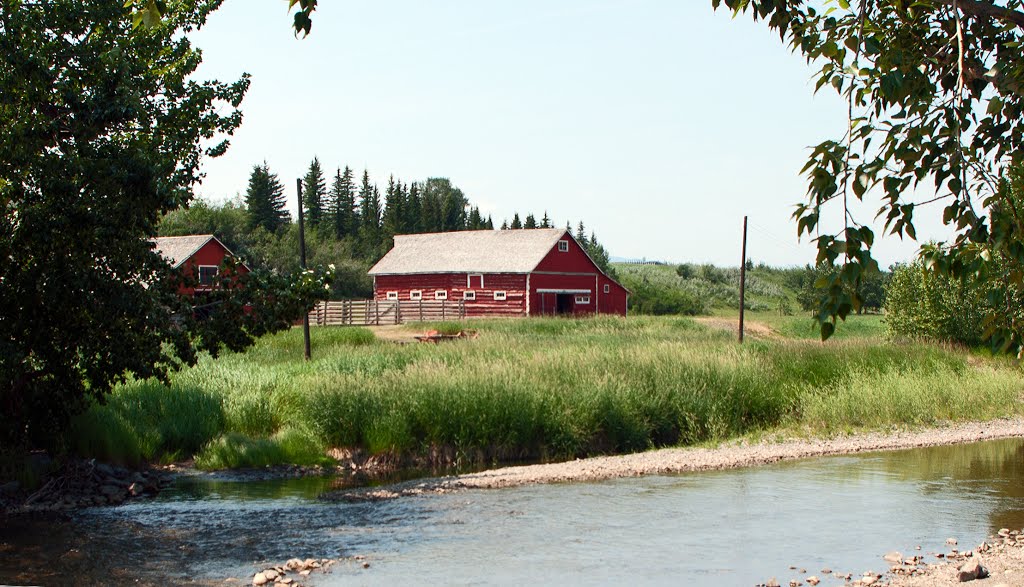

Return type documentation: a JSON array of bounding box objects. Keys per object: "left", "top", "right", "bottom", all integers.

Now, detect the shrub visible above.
[{"left": 884, "top": 262, "right": 987, "bottom": 345}]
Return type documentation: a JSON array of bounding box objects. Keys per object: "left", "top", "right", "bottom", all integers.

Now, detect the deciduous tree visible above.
[{"left": 716, "top": 0, "right": 1024, "bottom": 352}]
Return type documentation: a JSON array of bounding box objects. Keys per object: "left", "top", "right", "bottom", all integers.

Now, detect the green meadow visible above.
[{"left": 70, "top": 316, "right": 1023, "bottom": 469}]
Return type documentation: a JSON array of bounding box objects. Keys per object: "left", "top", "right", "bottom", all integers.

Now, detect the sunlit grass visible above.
[{"left": 68, "top": 316, "right": 1023, "bottom": 469}]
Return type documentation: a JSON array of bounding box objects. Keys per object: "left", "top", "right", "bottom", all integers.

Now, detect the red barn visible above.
[
  {"left": 152, "top": 234, "right": 250, "bottom": 296},
  {"left": 368, "top": 229, "right": 629, "bottom": 317}
]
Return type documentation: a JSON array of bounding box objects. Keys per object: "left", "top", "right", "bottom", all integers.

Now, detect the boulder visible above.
[
  {"left": 806, "top": 577, "right": 820, "bottom": 586},
  {"left": 252, "top": 572, "right": 268, "bottom": 586},
  {"left": 957, "top": 556, "right": 989, "bottom": 582},
  {"left": 883, "top": 551, "right": 903, "bottom": 564}
]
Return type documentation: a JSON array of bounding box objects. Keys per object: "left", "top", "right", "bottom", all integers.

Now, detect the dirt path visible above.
[{"left": 694, "top": 316, "right": 778, "bottom": 338}]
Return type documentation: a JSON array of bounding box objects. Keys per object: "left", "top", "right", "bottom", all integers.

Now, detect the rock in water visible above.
[
  {"left": 252, "top": 572, "right": 268, "bottom": 586},
  {"left": 883, "top": 551, "right": 903, "bottom": 563},
  {"left": 957, "top": 556, "right": 989, "bottom": 582},
  {"left": 806, "top": 576, "right": 820, "bottom": 586}
]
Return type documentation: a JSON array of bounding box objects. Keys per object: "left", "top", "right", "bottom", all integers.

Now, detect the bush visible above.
[
  {"left": 624, "top": 279, "right": 706, "bottom": 315},
  {"left": 884, "top": 262, "right": 987, "bottom": 345}
]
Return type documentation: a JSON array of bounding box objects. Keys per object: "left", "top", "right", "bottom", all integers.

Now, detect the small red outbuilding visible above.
[
  {"left": 152, "top": 234, "right": 249, "bottom": 296},
  {"left": 368, "top": 228, "right": 629, "bottom": 317}
]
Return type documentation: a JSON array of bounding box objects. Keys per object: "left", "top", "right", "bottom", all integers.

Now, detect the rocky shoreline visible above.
[
  {"left": 2, "top": 459, "right": 172, "bottom": 515},
  {"left": 317, "top": 418, "right": 1024, "bottom": 501}
]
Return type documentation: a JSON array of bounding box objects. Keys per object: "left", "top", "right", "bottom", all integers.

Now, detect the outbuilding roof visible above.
[
  {"left": 368, "top": 228, "right": 568, "bottom": 275},
  {"left": 151, "top": 234, "right": 250, "bottom": 270}
]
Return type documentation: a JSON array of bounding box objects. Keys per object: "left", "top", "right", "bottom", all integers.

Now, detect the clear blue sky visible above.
[{"left": 189, "top": 1, "right": 946, "bottom": 267}]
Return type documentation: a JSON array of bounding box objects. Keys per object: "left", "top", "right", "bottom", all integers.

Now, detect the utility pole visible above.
[
  {"left": 739, "top": 215, "right": 748, "bottom": 344},
  {"left": 297, "top": 178, "right": 311, "bottom": 361}
]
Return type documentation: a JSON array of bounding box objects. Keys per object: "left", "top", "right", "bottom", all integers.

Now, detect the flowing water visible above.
[{"left": 2, "top": 438, "right": 1024, "bottom": 586}]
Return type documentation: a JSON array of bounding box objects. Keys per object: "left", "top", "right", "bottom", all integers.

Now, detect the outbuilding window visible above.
[
  {"left": 198, "top": 265, "right": 219, "bottom": 286},
  {"left": 558, "top": 240, "right": 569, "bottom": 252},
  {"left": 603, "top": 284, "right": 610, "bottom": 294},
  {"left": 386, "top": 291, "right": 398, "bottom": 301},
  {"left": 575, "top": 295, "right": 591, "bottom": 304},
  {"left": 494, "top": 291, "right": 507, "bottom": 301},
  {"left": 410, "top": 290, "right": 422, "bottom": 301},
  {"left": 435, "top": 290, "right": 448, "bottom": 300},
  {"left": 463, "top": 290, "right": 476, "bottom": 301}
]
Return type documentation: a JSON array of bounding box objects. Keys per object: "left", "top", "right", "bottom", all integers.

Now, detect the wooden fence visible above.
[{"left": 307, "top": 299, "right": 466, "bottom": 326}]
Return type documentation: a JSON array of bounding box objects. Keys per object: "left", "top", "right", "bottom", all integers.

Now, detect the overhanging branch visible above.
[{"left": 934, "top": 0, "right": 1024, "bottom": 29}]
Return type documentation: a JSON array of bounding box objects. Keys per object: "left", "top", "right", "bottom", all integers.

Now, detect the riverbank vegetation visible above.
[{"left": 68, "top": 316, "right": 1023, "bottom": 470}]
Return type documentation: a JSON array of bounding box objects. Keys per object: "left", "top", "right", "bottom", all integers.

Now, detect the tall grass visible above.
[{"left": 69, "top": 317, "right": 1024, "bottom": 469}]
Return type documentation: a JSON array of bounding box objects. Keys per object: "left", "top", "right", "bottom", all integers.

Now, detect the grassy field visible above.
[{"left": 68, "top": 316, "right": 1023, "bottom": 470}]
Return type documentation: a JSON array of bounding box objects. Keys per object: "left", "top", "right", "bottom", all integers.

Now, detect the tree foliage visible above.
[
  {"left": 302, "top": 157, "right": 328, "bottom": 229},
  {"left": 716, "top": 0, "right": 1024, "bottom": 350},
  {"left": 0, "top": 0, "right": 334, "bottom": 451},
  {"left": 245, "top": 162, "right": 290, "bottom": 233}
]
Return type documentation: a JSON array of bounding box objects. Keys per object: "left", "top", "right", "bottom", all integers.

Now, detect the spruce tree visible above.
[
  {"left": 501, "top": 220, "right": 509, "bottom": 230},
  {"left": 467, "top": 207, "right": 484, "bottom": 230},
  {"left": 510, "top": 213, "right": 522, "bottom": 229},
  {"left": 540, "top": 211, "right": 551, "bottom": 228},
  {"left": 330, "top": 166, "right": 356, "bottom": 239},
  {"left": 576, "top": 221, "right": 586, "bottom": 242},
  {"left": 524, "top": 213, "right": 537, "bottom": 229},
  {"left": 382, "top": 175, "right": 406, "bottom": 238},
  {"left": 405, "top": 182, "right": 422, "bottom": 233},
  {"left": 485, "top": 215, "right": 494, "bottom": 230},
  {"left": 302, "top": 157, "right": 327, "bottom": 229},
  {"left": 358, "top": 170, "right": 382, "bottom": 254},
  {"left": 245, "top": 161, "right": 290, "bottom": 233}
]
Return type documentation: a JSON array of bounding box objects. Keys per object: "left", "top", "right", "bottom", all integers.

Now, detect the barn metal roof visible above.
[{"left": 368, "top": 229, "right": 568, "bottom": 275}]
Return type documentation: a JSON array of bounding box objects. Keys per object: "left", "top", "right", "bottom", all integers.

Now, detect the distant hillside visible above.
[{"left": 613, "top": 262, "right": 806, "bottom": 316}]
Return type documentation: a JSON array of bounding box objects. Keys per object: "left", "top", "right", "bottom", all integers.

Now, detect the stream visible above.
[{"left": 2, "top": 437, "right": 1023, "bottom": 586}]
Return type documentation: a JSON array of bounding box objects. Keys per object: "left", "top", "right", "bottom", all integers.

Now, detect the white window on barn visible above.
[
  {"left": 575, "top": 295, "right": 591, "bottom": 304},
  {"left": 467, "top": 274, "right": 484, "bottom": 288},
  {"left": 435, "top": 290, "right": 448, "bottom": 300},
  {"left": 463, "top": 290, "right": 476, "bottom": 301},
  {"left": 410, "top": 290, "right": 422, "bottom": 301},
  {"left": 198, "top": 265, "right": 219, "bottom": 286},
  {"left": 386, "top": 291, "right": 398, "bottom": 301},
  {"left": 494, "top": 291, "right": 507, "bottom": 301},
  {"left": 558, "top": 240, "right": 569, "bottom": 252},
  {"left": 603, "top": 284, "right": 610, "bottom": 294}
]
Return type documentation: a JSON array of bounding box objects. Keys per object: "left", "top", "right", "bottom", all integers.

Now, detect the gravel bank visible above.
[
  {"left": 454, "top": 418, "right": 1024, "bottom": 489},
  {"left": 322, "top": 418, "right": 1024, "bottom": 502}
]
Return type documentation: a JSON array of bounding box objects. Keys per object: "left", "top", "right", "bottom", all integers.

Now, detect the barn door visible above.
[{"left": 468, "top": 274, "right": 484, "bottom": 289}]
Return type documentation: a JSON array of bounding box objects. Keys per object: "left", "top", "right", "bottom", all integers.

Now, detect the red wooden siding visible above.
[
  {"left": 370, "top": 229, "right": 628, "bottom": 318},
  {"left": 177, "top": 240, "right": 249, "bottom": 297},
  {"left": 374, "top": 273, "right": 528, "bottom": 317}
]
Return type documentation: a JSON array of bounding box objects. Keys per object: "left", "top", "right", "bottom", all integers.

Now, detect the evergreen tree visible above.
[
  {"left": 510, "top": 213, "right": 523, "bottom": 229},
  {"left": 501, "top": 220, "right": 509, "bottom": 230},
  {"left": 329, "top": 166, "right": 356, "bottom": 239},
  {"left": 587, "top": 231, "right": 613, "bottom": 274},
  {"left": 302, "top": 157, "right": 327, "bottom": 229},
  {"left": 576, "top": 221, "right": 586, "bottom": 242},
  {"left": 524, "top": 213, "right": 537, "bottom": 229},
  {"left": 485, "top": 215, "right": 494, "bottom": 230},
  {"left": 467, "top": 206, "right": 484, "bottom": 230},
  {"left": 245, "top": 161, "right": 290, "bottom": 233},
  {"left": 540, "top": 211, "right": 551, "bottom": 228},
  {"left": 382, "top": 175, "right": 406, "bottom": 238},
  {"left": 358, "top": 171, "right": 382, "bottom": 254},
  {"left": 405, "top": 182, "right": 422, "bottom": 233}
]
